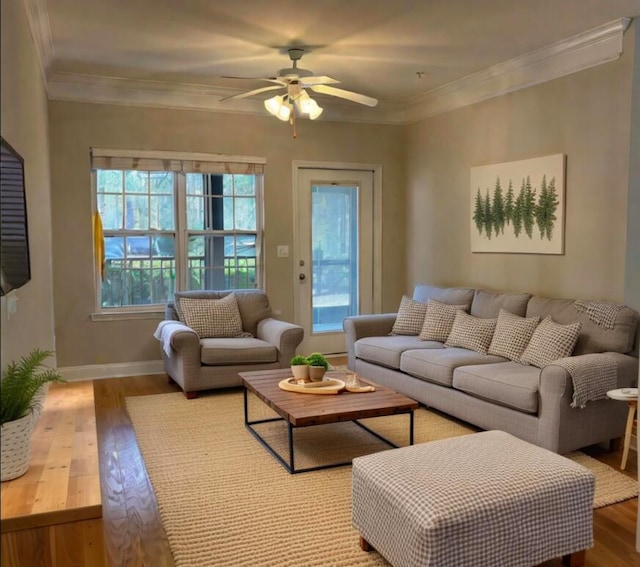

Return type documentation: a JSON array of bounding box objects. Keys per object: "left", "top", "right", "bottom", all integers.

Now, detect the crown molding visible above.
[
  {"left": 402, "top": 17, "right": 632, "bottom": 123},
  {"left": 22, "top": 0, "right": 54, "bottom": 83},
  {"left": 35, "top": 13, "right": 632, "bottom": 125}
]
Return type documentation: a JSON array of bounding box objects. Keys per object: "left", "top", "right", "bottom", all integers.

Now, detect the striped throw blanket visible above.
[{"left": 552, "top": 354, "right": 618, "bottom": 408}]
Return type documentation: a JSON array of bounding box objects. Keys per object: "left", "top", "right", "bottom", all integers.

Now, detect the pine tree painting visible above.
[
  {"left": 492, "top": 177, "right": 506, "bottom": 235},
  {"left": 470, "top": 154, "right": 565, "bottom": 254}
]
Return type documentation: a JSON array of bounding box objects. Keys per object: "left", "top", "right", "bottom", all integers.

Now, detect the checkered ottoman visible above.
[{"left": 352, "top": 430, "right": 595, "bottom": 567}]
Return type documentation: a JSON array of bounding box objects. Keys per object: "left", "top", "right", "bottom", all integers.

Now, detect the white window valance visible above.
[{"left": 90, "top": 148, "right": 266, "bottom": 175}]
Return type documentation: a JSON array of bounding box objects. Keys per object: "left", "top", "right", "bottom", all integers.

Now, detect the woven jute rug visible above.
[{"left": 126, "top": 389, "right": 638, "bottom": 567}]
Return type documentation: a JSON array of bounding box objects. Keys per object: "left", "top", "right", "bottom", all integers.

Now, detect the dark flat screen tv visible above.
[{"left": 0, "top": 136, "right": 31, "bottom": 295}]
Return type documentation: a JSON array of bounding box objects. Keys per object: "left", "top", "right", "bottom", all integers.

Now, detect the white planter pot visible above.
[
  {"left": 308, "top": 366, "right": 327, "bottom": 381},
  {"left": 291, "top": 365, "right": 309, "bottom": 381},
  {"left": 1, "top": 412, "right": 34, "bottom": 482}
]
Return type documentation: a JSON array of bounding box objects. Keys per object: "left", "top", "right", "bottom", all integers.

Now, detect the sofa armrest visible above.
[
  {"left": 257, "top": 318, "right": 304, "bottom": 368},
  {"left": 343, "top": 313, "right": 397, "bottom": 370},
  {"left": 540, "top": 352, "right": 639, "bottom": 399},
  {"left": 536, "top": 352, "right": 638, "bottom": 452}
]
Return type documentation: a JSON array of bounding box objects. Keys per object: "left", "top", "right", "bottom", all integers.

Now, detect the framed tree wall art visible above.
[{"left": 470, "top": 154, "right": 566, "bottom": 254}]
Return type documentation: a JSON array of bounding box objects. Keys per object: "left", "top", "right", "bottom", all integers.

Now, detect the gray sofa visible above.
[
  {"left": 158, "top": 290, "right": 304, "bottom": 398},
  {"left": 344, "top": 284, "right": 639, "bottom": 454}
]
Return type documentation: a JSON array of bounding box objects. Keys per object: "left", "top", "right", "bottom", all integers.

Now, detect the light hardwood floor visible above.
[{"left": 94, "top": 370, "right": 639, "bottom": 567}]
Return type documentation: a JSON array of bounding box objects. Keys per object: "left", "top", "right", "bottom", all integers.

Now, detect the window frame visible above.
[{"left": 91, "top": 150, "right": 265, "bottom": 315}]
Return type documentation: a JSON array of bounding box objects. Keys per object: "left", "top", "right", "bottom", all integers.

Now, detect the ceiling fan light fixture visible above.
[
  {"left": 295, "top": 90, "right": 323, "bottom": 120},
  {"left": 264, "top": 95, "right": 292, "bottom": 121}
]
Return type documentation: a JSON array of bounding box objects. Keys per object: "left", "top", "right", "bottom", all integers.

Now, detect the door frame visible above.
[{"left": 291, "top": 161, "right": 383, "bottom": 344}]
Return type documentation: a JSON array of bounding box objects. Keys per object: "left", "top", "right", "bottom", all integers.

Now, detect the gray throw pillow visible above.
[
  {"left": 520, "top": 315, "right": 581, "bottom": 368},
  {"left": 445, "top": 310, "right": 497, "bottom": 354},
  {"left": 391, "top": 295, "right": 428, "bottom": 335},
  {"left": 488, "top": 309, "right": 540, "bottom": 362},
  {"left": 418, "top": 300, "right": 469, "bottom": 342}
]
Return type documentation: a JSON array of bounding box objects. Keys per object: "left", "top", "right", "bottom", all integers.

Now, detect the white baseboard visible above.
[{"left": 58, "top": 360, "right": 165, "bottom": 381}]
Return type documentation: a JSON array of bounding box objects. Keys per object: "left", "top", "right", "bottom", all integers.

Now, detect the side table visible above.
[{"left": 607, "top": 388, "right": 638, "bottom": 470}]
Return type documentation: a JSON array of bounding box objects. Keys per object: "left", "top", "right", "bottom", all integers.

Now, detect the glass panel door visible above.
[
  {"left": 311, "top": 184, "right": 359, "bottom": 332},
  {"left": 296, "top": 168, "right": 374, "bottom": 354}
]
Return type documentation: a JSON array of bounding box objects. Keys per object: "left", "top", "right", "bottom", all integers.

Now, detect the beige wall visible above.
[
  {"left": 48, "top": 103, "right": 406, "bottom": 367},
  {"left": 0, "top": 0, "right": 56, "bottom": 367},
  {"left": 405, "top": 24, "right": 636, "bottom": 303}
]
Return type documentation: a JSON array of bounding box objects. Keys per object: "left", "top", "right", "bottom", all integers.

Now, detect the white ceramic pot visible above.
[
  {"left": 1, "top": 412, "right": 34, "bottom": 482},
  {"left": 308, "top": 366, "right": 327, "bottom": 381},
  {"left": 291, "top": 364, "right": 309, "bottom": 381}
]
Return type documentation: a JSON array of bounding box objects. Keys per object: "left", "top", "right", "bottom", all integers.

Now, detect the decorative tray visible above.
[{"left": 279, "top": 377, "right": 345, "bottom": 395}]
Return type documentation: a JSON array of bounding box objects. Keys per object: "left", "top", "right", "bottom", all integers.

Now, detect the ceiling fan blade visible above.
[
  {"left": 310, "top": 85, "right": 378, "bottom": 107},
  {"left": 219, "top": 85, "right": 285, "bottom": 102},
  {"left": 222, "top": 76, "right": 287, "bottom": 86},
  {"left": 299, "top": 75, "right": 341, "bottom": 87}
]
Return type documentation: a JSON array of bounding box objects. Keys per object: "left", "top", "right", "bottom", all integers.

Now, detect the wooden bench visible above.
[{"left": 1, "top": 381, "right": 105, "bottom": 567}]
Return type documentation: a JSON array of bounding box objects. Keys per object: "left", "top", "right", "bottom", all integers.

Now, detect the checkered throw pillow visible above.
[
  {"left": 444, "top": 310, "right": 497, "bottom": 354},
  {"left": 418, "top": 299, "right": 469, "bottom": 342},
  {"left": 488, "top": 309, "right": 541, "bottom": 362},
  {"left": 520, "top": 315, "right": 582, "bottom": 368},
  {"left": 391, "top": 295, "right": 428, "bottom": 335},
  {"left": 178, "top": 293, "right": 244, "bottom": 338}
]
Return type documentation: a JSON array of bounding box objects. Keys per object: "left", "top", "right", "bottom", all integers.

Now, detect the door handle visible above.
[{"left": 299, "top": 273, "right": 306, "bottom": 280}]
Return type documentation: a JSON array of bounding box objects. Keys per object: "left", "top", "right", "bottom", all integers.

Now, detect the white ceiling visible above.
[{"left": 33, "top": 0, "right": 640, "bottom": 121}]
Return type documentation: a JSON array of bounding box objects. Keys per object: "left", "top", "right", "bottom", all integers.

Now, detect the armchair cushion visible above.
[
  {"left": 178, "top": 294, "right": 245, "bottom": 338},
  {"left": 200, "top": 338, "right": 277, "bottom": 365}
]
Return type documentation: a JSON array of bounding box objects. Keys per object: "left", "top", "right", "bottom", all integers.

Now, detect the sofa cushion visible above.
[
  {"left": 470, "top": 289, "right": 531, "bottom": 318},
  {"left": 200, "top": 337, "right": 277, "bottom": 365},
  {"left": 418, "top": 300, "right": 469, "bottom": 342},
  {"left": 401, "top": 348, "right": 506, "bottom": 387},
  {"left": 355, "top": 336, "right": 443, "bottom": 369},
  {"left": 391, "top": 295, "right": 428, "bottom": 335},
  {"left": 488, "top": 309, "right": 540, "bottom": 362},
  {"left": 413, "top": 284, "right": 475, "bottom": 307},
  {"left": 178, "top": 294, "right": 245, "bottom": 338},
  {"left": 526, "top": 296, "right": 638, "bottom": 355},
  {"left": 520, "top": 316, "right": 581, "bottom": 368},
  {"left": 445, "top": 311, "right": 497, "bottom": 354},
  {"left": 453, "top": 362, "right": 541, "bottom": 414}
]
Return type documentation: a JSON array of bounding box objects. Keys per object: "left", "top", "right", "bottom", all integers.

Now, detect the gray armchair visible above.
[{"left": 158, "top": 289, "right": 304, "bottom": 398}]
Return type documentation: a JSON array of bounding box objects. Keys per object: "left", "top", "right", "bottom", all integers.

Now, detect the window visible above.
[{"left": 92, "top": 149, "right": 265, "bottom": 310}]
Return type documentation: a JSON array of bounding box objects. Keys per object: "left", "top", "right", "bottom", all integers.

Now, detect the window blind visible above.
[{"left": 90, "top": 148, "right": 266, "bottom": 175}]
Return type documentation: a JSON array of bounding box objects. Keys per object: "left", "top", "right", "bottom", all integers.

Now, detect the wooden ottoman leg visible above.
[
  {"left": 562, "top": 550, "right": 586, "bottom": 567},
  {"left": 359, "top": 536, "right": 373, "bottom": 552}
]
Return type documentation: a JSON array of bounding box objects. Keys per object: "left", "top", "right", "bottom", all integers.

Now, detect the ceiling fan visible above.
[{"left": 220, "top": 48, "right": 378, "bottom": 126}]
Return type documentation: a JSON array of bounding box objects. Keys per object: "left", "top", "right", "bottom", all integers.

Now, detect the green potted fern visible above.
[
  {"left": 306, "top": 352, "right": 329, "bottom": 381},
  {"left": 1, "top": 349, "right": 63, "bottom": 481}
]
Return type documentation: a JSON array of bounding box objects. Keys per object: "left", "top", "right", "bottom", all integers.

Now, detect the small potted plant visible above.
[
  {"left": 1, "top": 349, "right": 64, "bottom": 481},
  {"left": 290, "top": 355, "right": 309, "bottom": 381},
  {"left": 306, "top": 352, "right": 329, "bottom": 381}
]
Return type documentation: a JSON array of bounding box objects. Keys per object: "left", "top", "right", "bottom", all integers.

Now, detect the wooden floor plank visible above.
[{"left": 93, "top": 367, "right": 639, "bottom": 567}]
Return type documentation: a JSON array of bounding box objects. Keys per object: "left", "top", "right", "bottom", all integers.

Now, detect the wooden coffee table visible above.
[{"left": 239, "top": 368, "right": 419, "bottom": 474}]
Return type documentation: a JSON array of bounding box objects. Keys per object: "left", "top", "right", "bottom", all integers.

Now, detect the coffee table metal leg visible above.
[
  {"left": 409, "top": 410, "right": 414, "bottom": 445},
  {"left": 288, "top": 422, "right": 295, "bottom": 473},
  {"left": 354, "top": 410, "right": 415, "bottom": 448}
]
